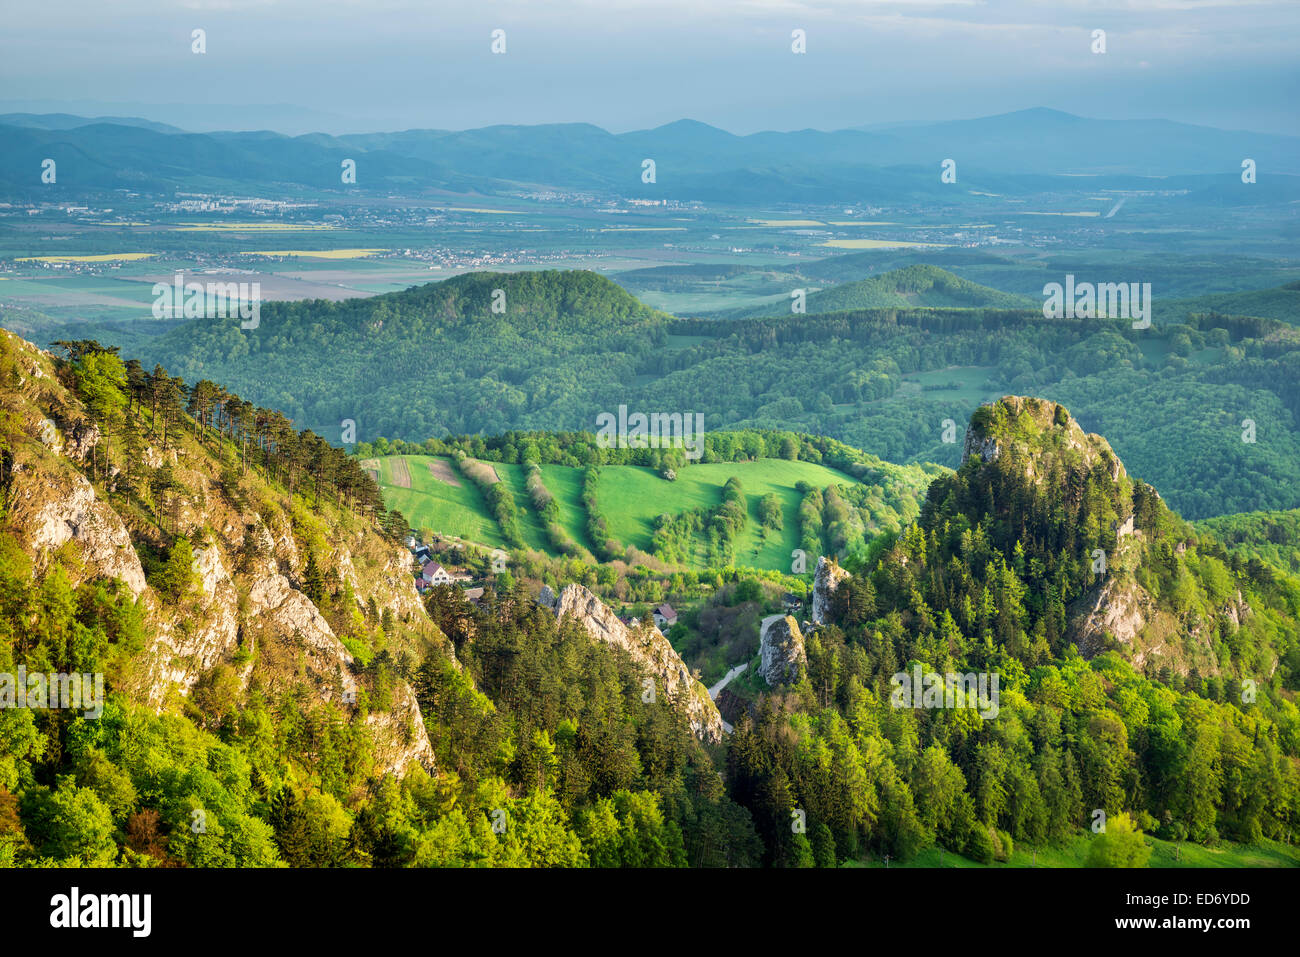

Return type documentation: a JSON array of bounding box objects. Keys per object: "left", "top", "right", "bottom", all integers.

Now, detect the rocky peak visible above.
[
  {"left": 965, "top": 395, "right": 1126, "bottom": 485},
  {"left": 812, "top": 555, "right": 849, "bottom": 625},
  {"left": 759, "top": 615, "right": 807, "bottom": 686},
  {"left": 553, "top": 584, "right": 725, "bottom": 742}
]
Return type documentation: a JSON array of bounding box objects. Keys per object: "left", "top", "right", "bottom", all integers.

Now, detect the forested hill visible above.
[
  {"left": 727, "top": 395, "right": 1300, "bottom": 866},
  {"left": 140, "top": 269, "right": 672, "bottom": 438},
  {"left": 0, "top": 329, "right": 759, "bottom": 867},
  {"left": 1196, "top": 508, "right": 1300, "bottom": 577},
  {"left": 704, "top": 264, "right": 1035, "bottom": 319},
  {"left": 843, "top": 393, "right": 1300, "bottom": 682}
]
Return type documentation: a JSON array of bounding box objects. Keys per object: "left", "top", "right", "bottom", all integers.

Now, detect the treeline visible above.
[
  {"left": 50, "top": 339, "right": 399, "bottom": 536},
  {"left": 648, "top": 476, "right": 751, "bottom": 568},
  {"left": 356, "top": 427, "right": 935, "bottom": 481},
  {"left": 525, "top": 461, "right": 588, "bottom": 560},
  {"left": 707, "top": 477, "right": 747, "bottom": 567},
  {"left": 79, "top": 266, "right": 1300, "bottom": 521},
  {"left": 795, "top": 479, "right": 921, "bottom": 565},
  {"left": 582, "top": 467, "right": 626, "bottom": 563}
]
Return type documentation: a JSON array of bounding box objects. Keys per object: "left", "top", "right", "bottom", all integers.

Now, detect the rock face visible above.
[
  {"left": 6, "top": 464, "right": 148, "bottom": 596},
  {"left": 553, "top": 584, "right": 725, "bottom": 742},
  {"left": 759, "top": 615, "right": 806, "bottom": 686},
  {"left": 962, "top": 429, "right": 1001, "bottom": 464},
  {"left": 0, "top": 331, "right": 442, "bottom": 779},
  {"left": 1070, "top": 578, "right": 1149, "bottom": 658},
  {"left": 812, "top": 555, "right": 849, "bottom": 625}
]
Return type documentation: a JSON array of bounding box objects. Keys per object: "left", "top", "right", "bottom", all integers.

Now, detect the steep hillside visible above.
[
  {"left": 0, "top": 329, "right": 450, "bottom": 780},
  {"left": 724, "top": 396, "right": 1300, "bottom": 868},
  {"left": 0, "top": 330, "right": 764, "bottom": 867},
  {"left": 550, "top": 584, "right": 724, "bottom": 741},
  {"left": 893, "top": 394, "right": 1297, "bottom": 676}
]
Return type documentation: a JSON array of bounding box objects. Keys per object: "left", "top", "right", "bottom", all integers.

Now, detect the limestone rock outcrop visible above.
[
  {"left": 759, "top": 615, "right": 807, "bottom": 686},
  {"left": 554, "top": 584, "right": 725, "bottom": 742},
  {"left": 812, "top": 555, "right": 849, "bottom": 626}
]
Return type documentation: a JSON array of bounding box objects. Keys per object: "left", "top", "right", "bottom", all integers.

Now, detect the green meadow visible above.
[
  {"left": 367, "top": 455, "right": 505, "bottom": 547},
  {"left": 374, "top": 454, "right": 860, "bottom": 570}
]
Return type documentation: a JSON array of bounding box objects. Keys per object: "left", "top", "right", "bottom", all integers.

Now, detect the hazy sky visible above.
[{"left": 2, "top": 0, "right": 1297, "bottom": 135}]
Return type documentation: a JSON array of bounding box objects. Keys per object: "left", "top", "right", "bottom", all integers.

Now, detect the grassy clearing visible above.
[
  {"left": 493, "top": 462, "right": 554, "bottom": 553},
  {"left": 594, "top": 460, "right": 857, "bottom": 569},
  {"left": 539, "top": 465, "right": 598, "bottom": 554}
]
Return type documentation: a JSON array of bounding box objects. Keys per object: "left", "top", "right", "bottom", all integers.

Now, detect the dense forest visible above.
[
  {"left": 1197, "top": 508, "right": 1300, "bottom": 576},
  {"left": 723, "top": 397, "right": 1300, "bottom": 865}
]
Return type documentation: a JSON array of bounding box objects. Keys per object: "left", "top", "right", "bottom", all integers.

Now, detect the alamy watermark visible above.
[
  {"left": 1043, "top": 274, "right": 1151, "bottom": 329},
  {"left": 1, "top": 667, "right": 104, "bottom": 718},
  {"left": 890, "top": 665, "right": 999, "bottom": 719},
  {"left": 595, "top": 404, "right": 705, "bottom": 460},
  {"left": 152, "top": 271, "right": 261, "bottom": 329}
]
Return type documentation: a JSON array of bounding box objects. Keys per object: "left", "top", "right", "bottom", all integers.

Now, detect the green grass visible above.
[
  {"left": 493, "top": 463, "right": 553, "bottom": 553},
  {"left": 539, "top": 464, "right": 598, "bottom": 554},
  {"left": 843, "top": 832, "right": 1300, "bottom": 868},
  {"left": 372, "top": 454, "right": 861, "bottom": 569},
  {"left": 595, "top": 459, "right": 858, "bottom": 570},
  {"left": 371, "top": 455, "right": 504, "bottom": 547}
]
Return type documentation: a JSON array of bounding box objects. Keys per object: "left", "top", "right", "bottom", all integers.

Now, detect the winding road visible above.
[{"left": 708, "top": 614, "right": 785, "bottom": 701}]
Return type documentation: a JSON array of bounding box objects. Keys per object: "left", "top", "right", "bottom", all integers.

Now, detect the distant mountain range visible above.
[{"left": 3, "top": 108, "right": 1298, "bottom": 202}]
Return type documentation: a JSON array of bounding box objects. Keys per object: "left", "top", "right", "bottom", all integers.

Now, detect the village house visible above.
[
  {"left": 421, "top": 561, "right": 454, "bottom": 585},
  {"left": 652, "top": 603, "right": 678, "bottom": 630}
]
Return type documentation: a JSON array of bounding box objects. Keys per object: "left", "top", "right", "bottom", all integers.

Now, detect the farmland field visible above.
[
  {"left": 378, "top": 454, "right": 863, "bottom": 570},
  {"left": 371, "top": 454, "right": 505, "bottom": 546}
]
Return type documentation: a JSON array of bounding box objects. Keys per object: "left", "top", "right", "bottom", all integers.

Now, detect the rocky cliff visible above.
[
  {"left": 811, "top": 555, "right": 848, "bottom": 625},
  {"left": 553, "top": 583, "right": 726, "bottom": 742},
  {"left": 961, "top": 395, "right": 1260, "bottom": 677},
  {"left": 0, "top": 328, "right": 444, "bottom": 777},
  {"left": 758, "top": 615, "right": 807, "bottom": 686}
]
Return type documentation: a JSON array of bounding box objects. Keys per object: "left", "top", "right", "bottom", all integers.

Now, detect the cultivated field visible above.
[
  {"left": 373, "top": 455, "right": 505, "bottom": 546},
  {"left": 379, "top": 454, "right": 862, "bottom": 570}
]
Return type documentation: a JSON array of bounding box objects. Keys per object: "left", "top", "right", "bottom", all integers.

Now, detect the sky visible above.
[{"left": 2, "top": 0, "right": 1297, "bottom": 136}]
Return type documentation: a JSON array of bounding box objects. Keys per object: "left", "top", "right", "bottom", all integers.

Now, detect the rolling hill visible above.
[{"left": 33, "top": 267, "right": 1300, "bottom": 521}]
